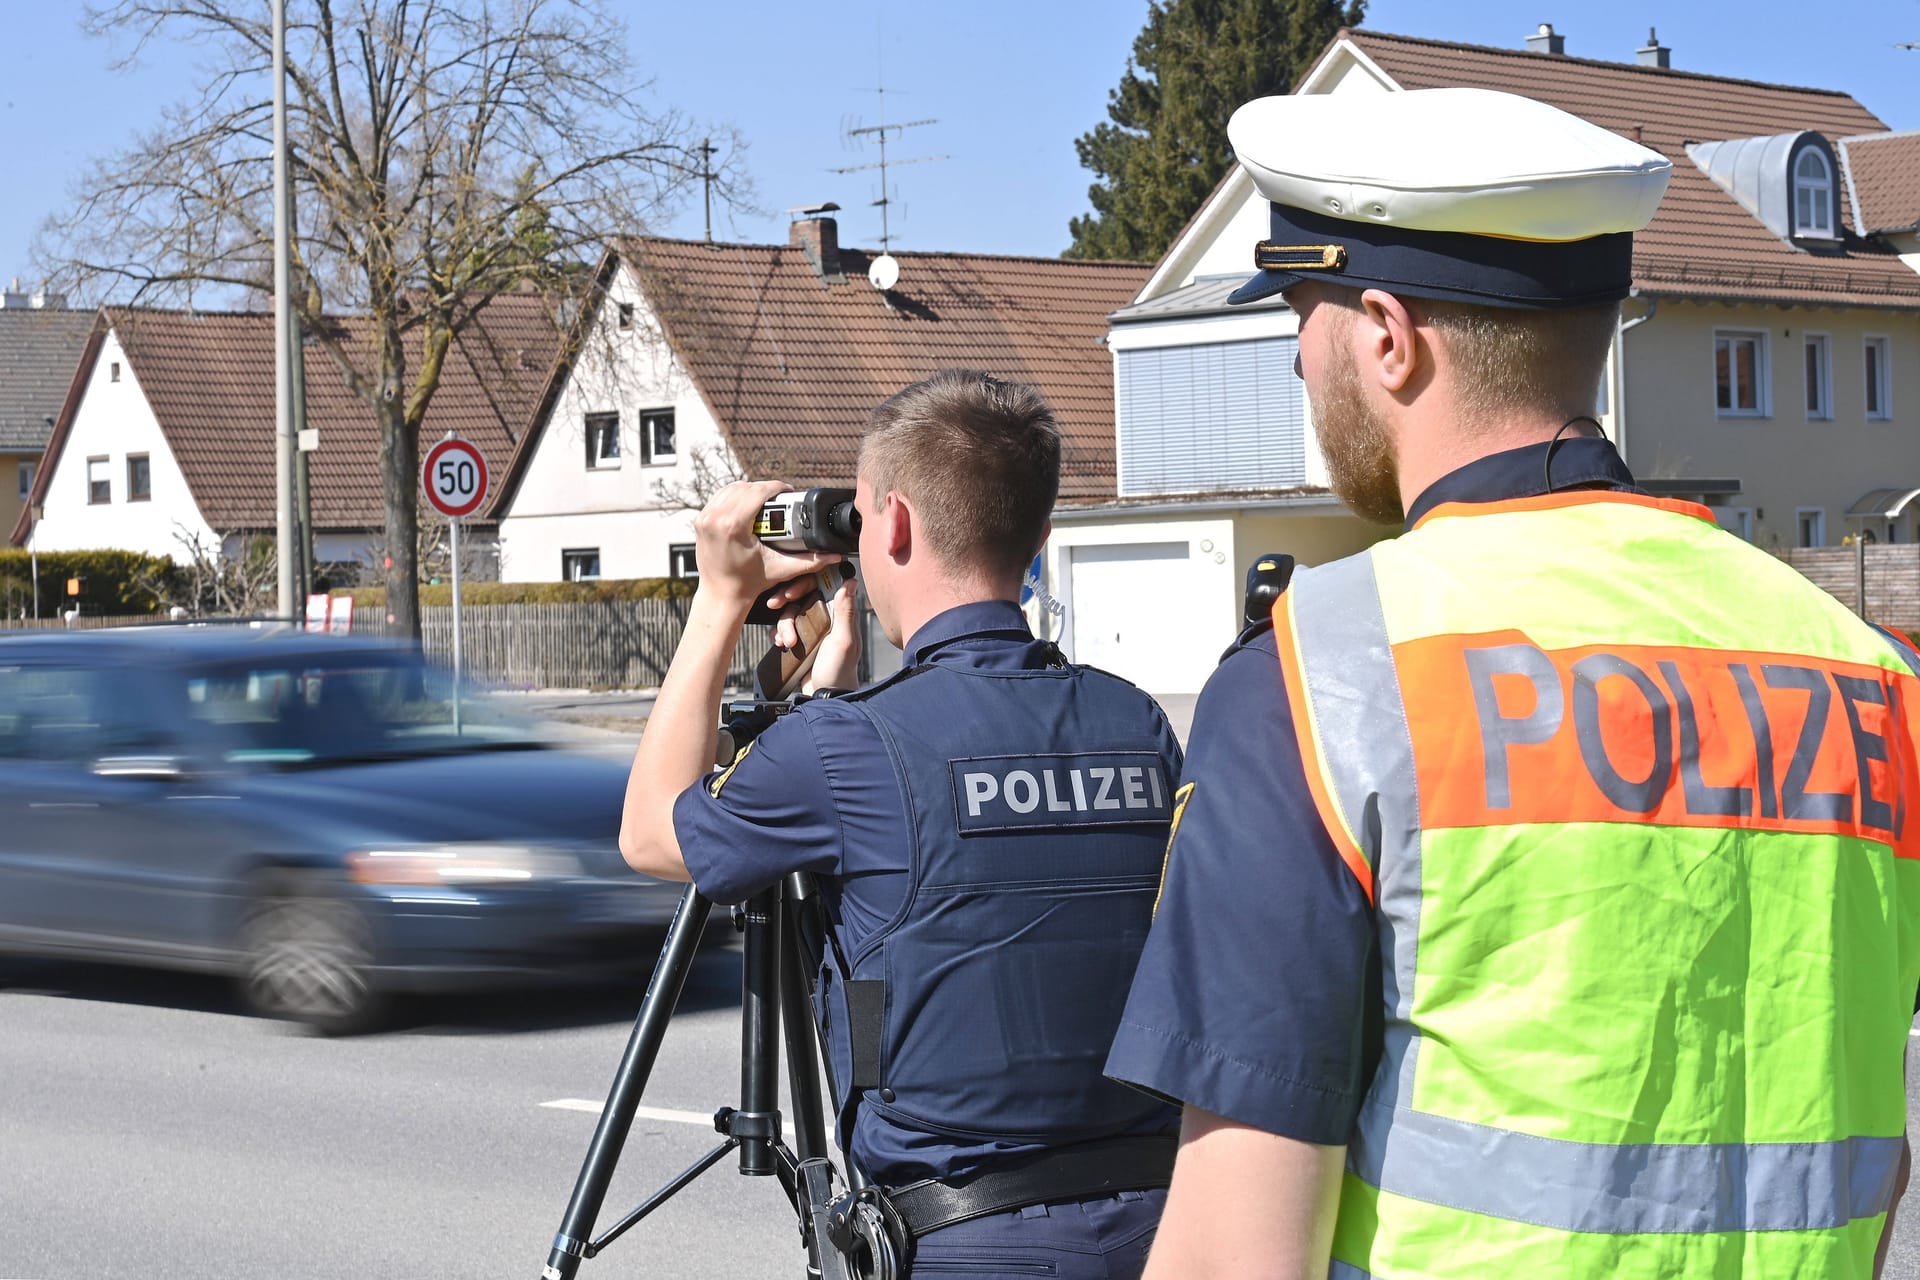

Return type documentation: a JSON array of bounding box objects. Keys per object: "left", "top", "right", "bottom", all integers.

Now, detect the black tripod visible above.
[{"left": 540, "top": 710, "right": 891, "bottom": 1280}]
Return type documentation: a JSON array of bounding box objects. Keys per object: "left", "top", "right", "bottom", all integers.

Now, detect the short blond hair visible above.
[
  {"left": 1417, "top": 299, "right": 1619, "bottom": 426},
  {"left": 859, "top": 369, "right": 1060, "bottom": 582}
]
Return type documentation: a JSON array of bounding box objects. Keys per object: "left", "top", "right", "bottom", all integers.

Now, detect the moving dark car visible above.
[{"left": 0, "top": 624, "right": 681, "bottom": 1032}]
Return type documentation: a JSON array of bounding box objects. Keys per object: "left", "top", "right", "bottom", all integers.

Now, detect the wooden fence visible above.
[
  {"left": 1, "top": 602, "right": 771, "bottom": 690},
  {"left": 1784, "top": 545, "right": 1920, "bottom": 632}
]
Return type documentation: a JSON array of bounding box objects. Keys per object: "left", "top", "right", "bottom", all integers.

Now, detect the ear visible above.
[
  {"left": 1357, "top": 288, "right": 1422, "bottom": 395},
  {"left": 883, "top": 489, "right": 914, "bottom": 561}
]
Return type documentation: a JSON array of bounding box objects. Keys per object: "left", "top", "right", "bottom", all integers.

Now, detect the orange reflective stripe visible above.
[
  {"left": 1273, "top": 593, "right": 1377, "bottom": 904},
  {"left": 1395, "top": 631, "right": 1920, "bottom": 853},
  {"left": 1411, "top": 490, "right": 1720, "bottom": 532}
]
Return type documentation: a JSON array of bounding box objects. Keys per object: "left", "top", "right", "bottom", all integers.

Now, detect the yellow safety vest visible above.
[{"left": 1275, "top": 489, "right": 1920, "bottom": 1278}]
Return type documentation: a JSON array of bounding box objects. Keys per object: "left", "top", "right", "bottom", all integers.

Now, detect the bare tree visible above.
[
  {"left": 135, "top": 524, "right": 280, "bottom": 616},
  {"left": 42, "top": 0, "right": 746, "bottom": 637}
]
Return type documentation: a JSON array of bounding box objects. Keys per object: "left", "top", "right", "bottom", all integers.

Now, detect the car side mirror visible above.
[{"left": 92, "top": 754, "right": 196, "bottom": 782}]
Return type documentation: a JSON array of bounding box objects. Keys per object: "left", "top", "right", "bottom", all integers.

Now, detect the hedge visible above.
[
  {"left": 0, "top": 549, "right": 170, "bottom": 615},
  {"left": 338, "top": 577, "right": 698, "bottom": 608}
]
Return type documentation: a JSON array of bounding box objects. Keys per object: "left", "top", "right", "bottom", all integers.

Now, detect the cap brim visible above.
[{"left": 1227, "top": 269, "right": 1301, "bottom": 306}]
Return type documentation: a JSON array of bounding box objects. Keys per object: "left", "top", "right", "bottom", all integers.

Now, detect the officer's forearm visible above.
[
  {"left": 1143, "top": 1106, "right": 1344, "bottom": 1280},
  {"left": 620, "top": 589, "right": 751, "bottom": 880}
]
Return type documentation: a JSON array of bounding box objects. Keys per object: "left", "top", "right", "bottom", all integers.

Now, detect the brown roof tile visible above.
[
  {"left": 1841, "top": 131, "right": 1920, "bottom": 235},
  {"left": 95, "top": 296, "right": 562, "bottom": 531},
  {"left": 1345, "top": 31, "right": 1920, "bottom": 308},
  {"left": 617, "top": 236, "right": 1151, "bottom": 500}
]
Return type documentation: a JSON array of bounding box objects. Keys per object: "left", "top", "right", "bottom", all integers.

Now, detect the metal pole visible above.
[
  {"left": 29, "top": 513, "right": 38, "bottom": 621},
  {"left": 451, "top": 516, "right": 464, "bottom": 735},
  {"left": 292, "top": 313, "right": 313, "bottom": 600},
  {"left": 1857, "top": 530, "right": 1868, "bottom": 618},
  {"left": 272, "top": 0, "right": 296, "bottom": 620}
]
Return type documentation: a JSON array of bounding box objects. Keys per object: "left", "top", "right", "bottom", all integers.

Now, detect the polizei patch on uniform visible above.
[{"left": 950, "top": 753, "right": 1173, "bottom": 834}]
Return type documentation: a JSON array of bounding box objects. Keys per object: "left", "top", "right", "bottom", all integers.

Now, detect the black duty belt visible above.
[{"left": 885, "top": 1135, "right": 1176, "bottom": 1238}]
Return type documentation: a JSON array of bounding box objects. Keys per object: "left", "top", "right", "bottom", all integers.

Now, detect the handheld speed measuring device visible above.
[{"left": 423, "top": 437, "right": 489, "bottom": 519}]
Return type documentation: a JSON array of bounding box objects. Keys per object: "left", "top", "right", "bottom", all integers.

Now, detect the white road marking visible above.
[{"left": 540, "top": 1098, "right": 715, "bottom": 1127}]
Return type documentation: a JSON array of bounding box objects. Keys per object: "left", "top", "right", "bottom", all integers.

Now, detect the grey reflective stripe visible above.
[
  {"left": 1287, "top": 554, "right": 1422, "bottom": 1110},
  {"left": 1350, "top": 1101, "right": 1905, "bottom": 1234},
  {"left": 1328, "top": 1263, "right": 1374, "bottom": 1279}
]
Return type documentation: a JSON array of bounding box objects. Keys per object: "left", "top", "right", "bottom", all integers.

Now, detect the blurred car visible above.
[{"left": 0, "top": 624, "right": 691, "bottom": 1032}]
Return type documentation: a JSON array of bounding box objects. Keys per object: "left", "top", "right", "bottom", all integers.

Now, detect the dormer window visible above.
[{"left": 1793, "top": 147, "right": 1833, "bottom": 236}]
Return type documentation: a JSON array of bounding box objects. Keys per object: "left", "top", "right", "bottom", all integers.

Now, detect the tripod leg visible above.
[
  {"left": 542, "top": 885, "right": 713, "bottom": 1280},
  {"left": 737, "top": 887, "right": 783, "bottom": 1176}
]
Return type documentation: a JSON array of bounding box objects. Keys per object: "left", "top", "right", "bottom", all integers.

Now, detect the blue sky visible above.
[{"left": 2, "top": 0, "right": 1915, "bottom": 289}]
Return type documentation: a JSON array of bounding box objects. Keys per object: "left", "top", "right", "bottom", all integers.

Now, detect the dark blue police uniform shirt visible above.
[
  {"left": 1105, "top": 436, "right": 1641, "bottom": 1144},
  {"left": 676, "top": 599, "right": 1140, "bottom": 1180}
]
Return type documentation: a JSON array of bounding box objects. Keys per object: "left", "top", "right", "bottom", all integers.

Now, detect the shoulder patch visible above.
[
  {"left": 950, "top": 752, "right": 1173, "bottom": 834},
  {"left": 1153, "top": 781, "right": 1198, "bottom": 917}
]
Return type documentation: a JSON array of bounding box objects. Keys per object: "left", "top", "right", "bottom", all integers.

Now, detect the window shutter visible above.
[{"left": 1117, "top": 338, "right": 1306, "bottom": 496}]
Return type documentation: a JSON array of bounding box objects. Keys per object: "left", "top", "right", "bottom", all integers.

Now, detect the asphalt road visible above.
[
  {"left": 4, "top": 951, "right": 1920, "bottom": 1279},
  {"left": 0, "top": 942, "right": 810, "bottom": 1279}
]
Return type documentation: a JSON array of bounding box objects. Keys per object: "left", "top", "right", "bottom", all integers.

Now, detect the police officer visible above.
[
  {"left": 622, "top": 369, "right": 1182, "bottom": 1278},
  {"left": 1106, "top": 88, "right": 1920, "bottom": 1278}
]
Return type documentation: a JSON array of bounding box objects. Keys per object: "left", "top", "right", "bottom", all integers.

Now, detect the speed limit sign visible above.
[{"left": 423, "top": 437, "right": 488, "bottom": 518}]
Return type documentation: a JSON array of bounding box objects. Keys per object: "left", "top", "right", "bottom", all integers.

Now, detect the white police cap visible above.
[{"left": 1226, "top": 87, "right": 1673, "bottom": 309}]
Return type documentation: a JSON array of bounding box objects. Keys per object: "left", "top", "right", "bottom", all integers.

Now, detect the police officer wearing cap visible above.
[
  {"left": 622, "top": 369, "right": 1182, "bottom": 1278},
  {"left": 1106, "top": 88, "right": 1920, "bottom": 1278}
]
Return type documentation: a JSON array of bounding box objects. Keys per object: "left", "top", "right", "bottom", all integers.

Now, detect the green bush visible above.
[
  {"left": 0, "top": 549, "right": 172, "bottom": 616},
  {"left": 339, "top": 577, "right": 698, "bottom": 608}
]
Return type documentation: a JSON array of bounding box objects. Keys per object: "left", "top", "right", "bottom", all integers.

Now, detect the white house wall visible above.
[
  {"left": 29, "top": 328, "right": 218, "bottom": 561},
  {"left": 497, "top": 261, "right": 735, "bottom": 582}
]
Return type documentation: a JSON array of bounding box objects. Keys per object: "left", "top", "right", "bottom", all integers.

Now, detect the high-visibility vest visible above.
[{"left": 1275, "top": 489, "right": 1920, "bottom": 1278}]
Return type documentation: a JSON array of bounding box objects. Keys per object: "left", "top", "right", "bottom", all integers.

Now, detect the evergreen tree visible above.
[{"left": 1066, "top": 0, "right": 1365, "bottom": 261}]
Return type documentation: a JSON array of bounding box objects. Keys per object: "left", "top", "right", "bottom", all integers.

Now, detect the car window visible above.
[
  {"left": 179, "top": 656, "right": 540, "bottom": 766},
  {"left": 0, "top": 664, "right": 153, "bottom": 764}
]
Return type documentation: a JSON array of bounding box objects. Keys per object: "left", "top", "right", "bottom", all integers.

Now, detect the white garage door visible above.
[{"left": 1067, "top": 541, "right": 1212, "bottom": 694}]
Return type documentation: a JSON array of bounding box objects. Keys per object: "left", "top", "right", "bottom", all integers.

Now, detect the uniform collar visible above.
[
  {"left": 1403, "top": 435, "right": 1639, "bottom": 530},
  {"left": 903, "top": 600, "right": 1034, "bottom": 666}
]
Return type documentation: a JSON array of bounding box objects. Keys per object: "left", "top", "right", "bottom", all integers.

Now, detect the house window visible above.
[
  {"left": 1866, "top": 337, "right": 1892, "bottom": 420},
  {"left": 1803, "top": 334, "right": 1831, "bottom": 420},
  {"left": 17, "top": 460, "right": 33, "bottom": 501},
  {"left": 561, "top": 548, "right": 601, "bottom": 582},
  {"left": 1719, "top": 507, "right": 1755, "bottom": 542},
  {"left": 126, "top": 454, "right": 151, "bottom": 503},
  {"left": 585, "top": 412, "right": 620, "bottom": 468},
  {"left": 668, "top": 543, "right": 698, "bottom": 579},
  {"left": 1714, "top": 331, "right": 1768, "bottom": 417},
  {"left": 1797, "top": 507, "right": 1826, "bottom": 548},
  {"left": 617, "top": 303, "right": 635, "bottom": 330},
  {"left": 86, "top": 456, "right": 110, "bottom": 505},
  {"left": 640, "top": 409, "right": 676, "bottom": 465},
  {"left": 1792, "top": 148, "right": 1833, "bottom": 237},
  {"left": 1115, "top": 336, "right": 1307, "bottom": 495},
  {"left": 109, "top": 362, "right": 120, "bottom": 383}
]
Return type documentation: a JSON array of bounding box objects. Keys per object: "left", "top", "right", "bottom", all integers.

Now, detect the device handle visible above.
[{"left": 754, "top": 575, "right": 835, "bottom": 699}]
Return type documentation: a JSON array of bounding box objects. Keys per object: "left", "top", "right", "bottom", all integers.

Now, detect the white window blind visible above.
[{"left": 1117, "top": 337, "right": 1306, "bottom": 496}]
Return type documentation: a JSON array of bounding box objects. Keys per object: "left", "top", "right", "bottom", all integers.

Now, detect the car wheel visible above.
[{"left": 240, "top": 876, "right": 382, "bottom": 1035}]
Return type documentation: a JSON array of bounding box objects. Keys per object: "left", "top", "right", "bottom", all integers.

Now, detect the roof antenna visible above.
[
  {"left": 831, "top": 28, "right": 946, "bottom": 291},
  {"left": 697, "top": 138, "right": 719, "bottom": 242}
]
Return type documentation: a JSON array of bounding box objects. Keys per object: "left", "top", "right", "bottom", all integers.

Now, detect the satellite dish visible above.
[{"left": 868, "top": 253, "right": 900, "bottom": 291}]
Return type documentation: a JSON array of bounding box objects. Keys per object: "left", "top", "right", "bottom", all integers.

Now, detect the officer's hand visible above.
[
  {"left": 693, "top": 480, "right": 841, "bottom": 612},
  {"left": 797, "top": 571, "right": 862, "bottom": 694}
]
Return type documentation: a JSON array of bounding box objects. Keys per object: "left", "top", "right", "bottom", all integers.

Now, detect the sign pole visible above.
[
  {"left": 421, "top": 432, "right": 486, "bottom": 737},
  {"left": 451, "top": 515, "right": 464, "bottom": 736}
]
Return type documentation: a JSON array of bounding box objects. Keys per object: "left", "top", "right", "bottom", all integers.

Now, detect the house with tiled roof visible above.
[
  {"left": 13, "top": 295, "right": 563, "bottom": 574},
  {"left": 489, "top": 214, "right": 1150, "bottom": 612},
  {"left": 0, "top": 294, "right": 96, "bottom": 546},
  {"left": 1087, "top": 23, "right": 1920, "bottom": 689}
]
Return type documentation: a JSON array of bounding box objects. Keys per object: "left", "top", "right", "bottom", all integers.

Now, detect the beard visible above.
[{"left": 1314, "top": 337, "right": 1404, "bottom": 526}]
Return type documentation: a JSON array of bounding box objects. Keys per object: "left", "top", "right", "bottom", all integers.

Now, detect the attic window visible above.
[
  {"left": 617, "top": 303, "right": 635, "bottom": 330},
  {"left": 1793, "top": 148, "right": 1834, "bottom": 237}
]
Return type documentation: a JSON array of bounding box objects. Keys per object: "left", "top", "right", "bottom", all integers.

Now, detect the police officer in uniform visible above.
[
  {"left": 623, "top": 369, "right": 1182, "bottom": 1278},
  {"left": 1106, "top": 88, "right": 1920, "bottom": 1278}
]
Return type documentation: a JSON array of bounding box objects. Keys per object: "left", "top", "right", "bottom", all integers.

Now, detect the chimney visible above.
[
  {"left": 787, "top": 202, "right": 843, "bottom": 283},
  {"left": 1525, "top": 22, "right": 1566, "bottom": 55},
  {"left": 1636, "top": 28, "right": 1670, "bottom": 68},
  {"left": 0, "top": 280, "right": 66, "bottom": 309}
]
